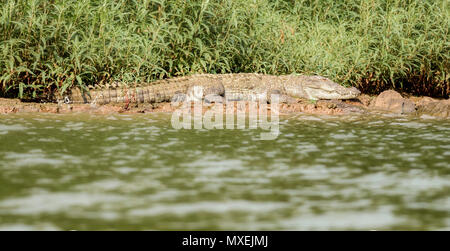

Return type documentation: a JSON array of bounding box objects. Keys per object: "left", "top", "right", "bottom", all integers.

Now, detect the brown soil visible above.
[{"left": 0, "top": 92, "right": 448, "bottom": 118}]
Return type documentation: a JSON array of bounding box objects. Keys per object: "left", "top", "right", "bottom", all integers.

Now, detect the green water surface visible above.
[{"left": 0, "top": 113, "right": 448, "bottom": 230}]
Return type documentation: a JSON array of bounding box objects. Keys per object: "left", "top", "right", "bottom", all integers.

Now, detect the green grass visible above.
[{"left": 0, "top": 0, "right": 448, "bottom": 100}]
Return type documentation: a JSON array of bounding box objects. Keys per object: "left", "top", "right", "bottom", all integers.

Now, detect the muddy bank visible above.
[{"left": 0, "top": 90, "right": 448, "bottom": 118}]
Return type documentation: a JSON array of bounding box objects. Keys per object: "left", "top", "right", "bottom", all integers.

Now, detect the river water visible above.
[{"left": 0, "top": 113, "right": 448, "bottom": 230}]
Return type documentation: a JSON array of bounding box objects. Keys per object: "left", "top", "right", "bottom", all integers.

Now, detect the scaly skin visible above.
[{"left": 59, "top": 73, "right": 361, "bottom": 104}]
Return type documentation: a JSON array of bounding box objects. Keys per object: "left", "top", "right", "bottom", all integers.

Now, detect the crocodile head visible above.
[{"left": 286, "top": 75, "right": 361, "bottom": 100}]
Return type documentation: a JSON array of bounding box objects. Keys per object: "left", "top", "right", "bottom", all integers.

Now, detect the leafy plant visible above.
[{"left": 0, "top": 0, "right": 448, "bottom": 100}]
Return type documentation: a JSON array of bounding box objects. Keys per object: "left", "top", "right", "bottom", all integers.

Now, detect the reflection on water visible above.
[{"left": 0, "top": 113, "right": 448, "bottom": 230}]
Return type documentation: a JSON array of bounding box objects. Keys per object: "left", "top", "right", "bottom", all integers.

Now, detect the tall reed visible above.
[{"left": 0, "top": 0, "right": 448, "bottom": 99}]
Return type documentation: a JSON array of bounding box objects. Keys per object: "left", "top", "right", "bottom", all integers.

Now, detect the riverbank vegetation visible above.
[{"left": 0, "top": 0, "right": 448, "bottom": 100}]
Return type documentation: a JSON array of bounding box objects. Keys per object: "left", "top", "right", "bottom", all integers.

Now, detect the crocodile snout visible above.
[
  {"left": 349, "top": 87, "right": 361, "bottom": 97},
  {"left": 335, "top": 86, "right": 361, "bottom": 99}
]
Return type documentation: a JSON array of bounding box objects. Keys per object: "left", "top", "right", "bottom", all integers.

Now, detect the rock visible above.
[
  {"left": 402, "top": 99, "right": 416, "bottom": 114},
  {"left": 416, "top": 99, "right": 450, "bottom": 118},
  {"left": 410, "top": 96, "right": 437, "bottom": 106},
  {"left": 369, "top": 90, "right": 416, "bottom": 114}
]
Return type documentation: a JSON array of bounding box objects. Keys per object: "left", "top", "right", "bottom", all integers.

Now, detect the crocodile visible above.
[{"left": 58, "top": 73, "right": 360, "bottom": 104}]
